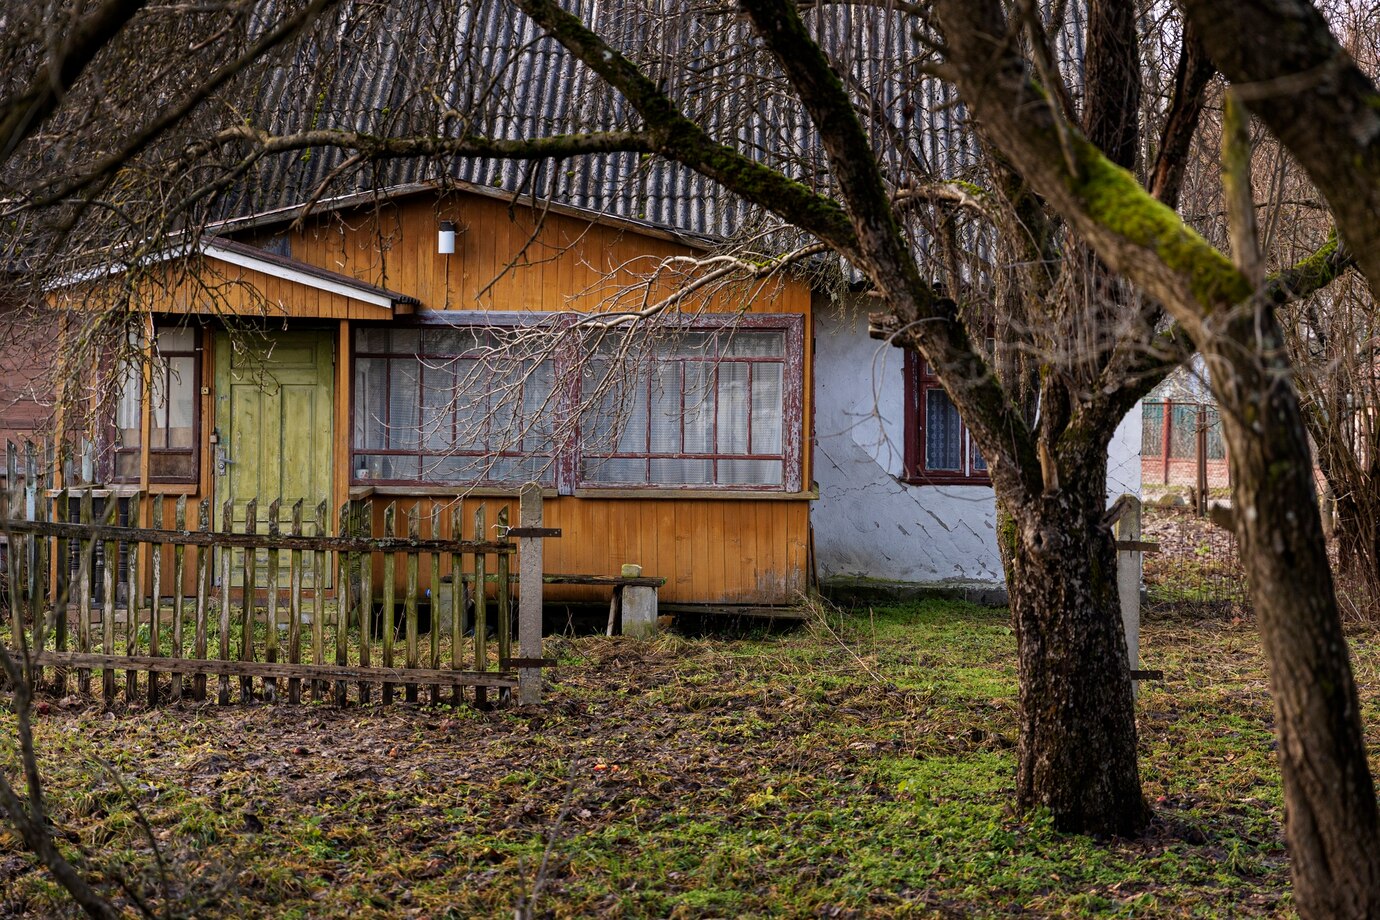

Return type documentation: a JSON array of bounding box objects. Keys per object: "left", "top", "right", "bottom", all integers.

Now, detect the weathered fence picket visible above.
[
  {"left": 1, "top": 442, "right": 541, "bottom": 709},
  {"left": 289, "top": 500, "right": 304, "bottom": 705}
]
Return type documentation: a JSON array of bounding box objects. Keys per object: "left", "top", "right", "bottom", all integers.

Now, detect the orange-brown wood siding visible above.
[
  {"left": 351, "top": 495, "right": 808, "bottom": 605},
  {"left": 135, "top": 260, "right": 392, "bottom": 321}
]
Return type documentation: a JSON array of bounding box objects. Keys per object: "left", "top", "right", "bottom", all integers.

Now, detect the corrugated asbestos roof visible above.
[{"left": 223, "top": 0, "right": 1086, "bottom": 244}]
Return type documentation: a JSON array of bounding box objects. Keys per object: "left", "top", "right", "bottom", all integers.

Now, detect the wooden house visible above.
[
  {"left": 13, "top": 2, "right": 1146, "bottom": 610},
  {"left": 48, "top": 181, "right": 814, "bottom": 608}
]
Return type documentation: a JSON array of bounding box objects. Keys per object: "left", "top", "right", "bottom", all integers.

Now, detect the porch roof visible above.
[{"left": 199, "top": 238, "right": 420, "bottom": 317}]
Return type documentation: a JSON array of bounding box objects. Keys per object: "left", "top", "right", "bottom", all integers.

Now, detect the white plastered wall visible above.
[{"left": 811, "top": 296, "right": 1142, "bottom": 587}]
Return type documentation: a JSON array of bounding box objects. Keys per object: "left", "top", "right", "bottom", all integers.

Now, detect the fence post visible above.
[
  {"left": 1115, "top": 494, "right": 1143, "bottom": 699},
  {"left": 1161, "top": 399, "right": 1172, "bottom": 485},
  {"left": 1196, "top": 403, "right": 1209, "bottom": 518},
  {"left": 517, "top": 485, "right": 543, "bottom": 706}
]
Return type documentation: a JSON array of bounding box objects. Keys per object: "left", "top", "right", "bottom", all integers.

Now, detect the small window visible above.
[
  {"left": 113, "top": 327, "right": 201, "bottom": 484},
  {"left": 903, "top": 350, "right": 990, "bottom": 485}
]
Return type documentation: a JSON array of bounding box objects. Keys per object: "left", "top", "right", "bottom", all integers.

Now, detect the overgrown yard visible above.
[{"left": 6, "top": 600, "right": 1373, "bottom": 918}]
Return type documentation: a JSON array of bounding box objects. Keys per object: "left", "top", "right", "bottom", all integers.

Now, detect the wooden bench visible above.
[
  {"left": 542, "top": 572, "right": 666, "bottom": 638},
  {"left": 438, "top": 570, "right": 667, "bottom": 638}
]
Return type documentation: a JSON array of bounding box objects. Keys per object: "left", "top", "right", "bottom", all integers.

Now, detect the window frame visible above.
[
  {"left": 348, "top": 312, "right": 805, "bottom": 494},
  {"left": 573, "top": 313, "right": 804, "bottom": 493},
  {"left": 351, "top": 313, "right": 563, "bottom": 489},
  {"left": 111, "top": 326, "right": 202, "bottom": 485},
  {"left": 902, "top": 349, "right": 991, "bottom": 487}
]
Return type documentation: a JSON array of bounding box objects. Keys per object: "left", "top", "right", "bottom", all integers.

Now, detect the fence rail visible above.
[{"left": 0, "top": 445, "right": 545, "bottom": 708}]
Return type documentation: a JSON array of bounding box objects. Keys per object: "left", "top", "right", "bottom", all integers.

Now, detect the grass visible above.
[{"left": 0, "top": 599, "right": 1334, "bottom": 917}]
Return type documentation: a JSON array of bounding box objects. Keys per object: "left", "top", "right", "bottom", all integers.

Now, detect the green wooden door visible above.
[{"left": 214, "top": 330, "right": 334, "bottom": 545}]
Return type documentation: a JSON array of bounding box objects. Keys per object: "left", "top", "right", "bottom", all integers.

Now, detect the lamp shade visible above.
[{"left": 438, "top": 220, "right": 456, "bottom": 255}]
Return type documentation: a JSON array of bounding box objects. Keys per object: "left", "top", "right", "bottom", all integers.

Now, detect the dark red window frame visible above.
[
  {"left": 111, "top": 327, "right": 202, "bottom": 485},
  {"left": 351, "top": 321, "right": 559, "bottom": 488},
  {"left": 902, "top": 350, "right": 990, "bottom": 486},
  {"left": 349, "top": 312, "right": 805, "bottom": 494},
  {"left": 576, "top": 314, "right": 804, "bottom": 492}
]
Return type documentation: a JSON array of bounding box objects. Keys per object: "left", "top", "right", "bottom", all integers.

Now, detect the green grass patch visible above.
[{"left": 0, "top": 599, "right": 1319, "bottom": 916}]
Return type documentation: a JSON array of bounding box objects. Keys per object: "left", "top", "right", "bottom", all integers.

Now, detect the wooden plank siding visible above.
[
  {"left": 346, "top": 494, "right": 807, "bottom": 605},
  {"left": 134, "top": 261, "right": 394, "bottom": 321},
  {"left": 100, "top": 189, "right": 815, "bottom": 605}
]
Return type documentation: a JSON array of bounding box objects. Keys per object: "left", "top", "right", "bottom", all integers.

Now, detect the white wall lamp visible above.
[{"left": 438, "top": 220, "right": 456, "bottom": 255}]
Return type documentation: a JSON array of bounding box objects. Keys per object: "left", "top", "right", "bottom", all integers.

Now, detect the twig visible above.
[
  {"left": 813, "top": 603, "right": 889, "bottom": 687},
  {"left": 514, "top": 759, "right": 582, "bottom": 920},
  {"left": 91, "top": 755, "right": 171, "bottom": 913}
]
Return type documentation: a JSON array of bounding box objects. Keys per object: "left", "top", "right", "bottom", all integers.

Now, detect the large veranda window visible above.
[
  {"left": 350, "top": 315, "right": 804, "bottom": 492},
  {"left": 579, "top": 327, "right": 793, "bottom": 488},
  {"left": 353, "top": 326, "right": 556, "bottom": 485},
  {"left": 113, "top": 326, "right": 201, "bottom": 483},
  {"left": 902, "top": 350, "right": 989, "bottom": 486}
]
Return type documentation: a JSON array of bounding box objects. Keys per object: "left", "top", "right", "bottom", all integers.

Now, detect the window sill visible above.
[
  {"left": 572, "top": 485, "right": 820, "bottom": 501},
  {"left": 350, "top": 484, "right": 559, "bottom": 500},
  {"left": 99, "top": 481, "right": 199, "bottom": 494},
  {"left": 47, "top": 485, "right": 148, "bottom": 498},
  {"left": 899, "top": 476, "right": 993, "bottom": 488},
  {"left": 349, "top": 484, "right": 821, "bottom": 501}
]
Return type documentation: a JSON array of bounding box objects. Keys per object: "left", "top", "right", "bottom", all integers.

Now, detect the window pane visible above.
[
  {"left": 718, "top": 458, "right": 783, "bottom": 485},
  {"left": 649, "top": 362, "right": 681, "bottom": 454},
  {"left": 387, "top": 360, "right": 420, "bottom": 451},
  {"left": 683, "top": 363, "right": 714, "bottom": 453},
  {"left": 117, "top": 356, "right": 141, "bottom": 434},
  {"left": 149, "top": 359, "right": 170, "bottom": 449},
  {"left": 750, "top": 363, "right": 783, "bottom": 454},
  {"left": 156, "top": 327, "right": 196, "bottom": 352},
  {"left": 650, "top": 458, "right": 712, "bottom": 484},
  {"left": 353, "top": 358, "right": 388, "bottom": 450},
  {"left": 971, "top": 441, "right": 987, "bottom": 472},
  {"left": 420, "top": 362, "right": 454, "bottom": 452},
  {"left": 421, "top": 455, "right": 485, "bottom": 483},
  {"left": 488, "top": 366, "right": 520, "bottom": 451},
  {"left": 150, "top": 453, "right": 196, "bottom": 480},
  {"left": 581, "top": 456, "right": 648, "bottom": 484},
  {"left": 389, "top": 328, "right": 419, "bottom": 355},
  {"left": 720, "top": 330, "right": 784, "bottom": 357},
  {"left": 357, "top": 328, "right": 390, "bottom": 352},
  {"left": 450, "top": 358, "right": 488, "bottom": 453},
  {"left": 519, "top": 361, "right": 557, "bottom": 453},
  {"left": 925, "top": 389, "right": 962, "bottom": 471},
  {"left": 354, "top": 454, "right": 420, "bottom": 482},
  {"left": 165, "top": 356, "right": 196, "bottom": 449},
  {"left": 655, "top": 331, "right": 711, "bottom": 357},
  {"left": 716, "top": 362, "right": 750, "bottom": 454},
  {"left": 115, "top": 452, "right": 139, "bottom": 480},
  {"left": 423, "top": 327, "right": 473, "bottom": 355},
  {"left": 616, "top": 380, "right": 649, "bottom": 453}
]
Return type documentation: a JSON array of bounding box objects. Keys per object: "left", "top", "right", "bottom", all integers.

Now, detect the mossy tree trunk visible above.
[
  {"left": 510, "top": 0, "right": 1363, "bottom": 849},
  {"left": 933, "top": 1, "right": 1380, "bottom": 912},
  {"left": 1204, "top": 326, "right": 1380, "bottom": 918}
]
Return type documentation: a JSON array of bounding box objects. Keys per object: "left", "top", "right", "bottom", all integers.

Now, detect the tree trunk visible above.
[
  {"left": 1333, "top": 489, "right": 1380, "bottom": 593},
  {"left": 1208, "top": 336, "right": 1380, "bottom": 918},
  {"left": 998, "top": 459, "right": 1149, "bottom": 836},
  {"left": 1317, "top": 464, "right": 1380, "bottom": 605}
]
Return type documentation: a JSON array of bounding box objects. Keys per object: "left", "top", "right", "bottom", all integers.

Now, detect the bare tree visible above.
[
  {"left": 14, "top": 0, "right": 1361, "bottom": 841},
  {"left": 0, "top": 1, "right": 342, "bottom": 914},
  {"left": 8, "top": 0, "right": 1380, "bottom": 912}
]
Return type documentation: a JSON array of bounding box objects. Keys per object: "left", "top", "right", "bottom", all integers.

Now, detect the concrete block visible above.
[{"left": 621, "top": 585, "right": 658, "bottom": 638}]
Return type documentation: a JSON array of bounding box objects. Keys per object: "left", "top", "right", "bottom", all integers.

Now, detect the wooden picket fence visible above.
[{"left": 0, "top": 447, "right": 547, "bottom": 708}]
